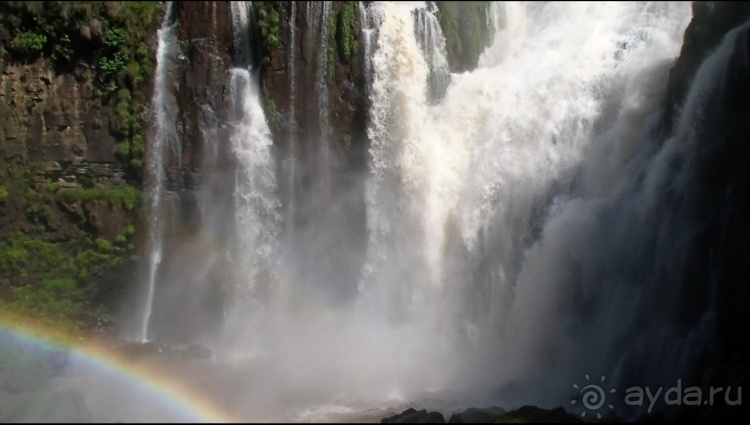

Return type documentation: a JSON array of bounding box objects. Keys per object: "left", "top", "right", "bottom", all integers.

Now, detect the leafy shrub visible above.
[
  {"left": 104, "top": 27, "right": 127, "bottom": 48},
  {"left": 8, "top": 31, "right": 47, "bottom": 56}
]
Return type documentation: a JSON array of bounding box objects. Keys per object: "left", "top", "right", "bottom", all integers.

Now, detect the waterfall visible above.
[
  {"left": 288, "top": 2, "right": 298, "bottom": 130},
  {"left": 139, "top": 1, "right": 178, "bottom": 343},
  {"left": 361, "top": 1, "right": 436, "bottom": 307},
  {"left": 360, "top": 0, "right": 695, "bottom": 412},
  {"left": 215, "top": 1, "right": 282, "bottom": 353},
  {"left": 359, "top": 1, "right": 379, "bottom": 92},
  {"left": 306, "top": 0, "right": 315, "bottom": 26},
  {"left": 130, "top": 1, "right": 749, "bottom": 421},
  {"left": 317, "top": 1, "right": 334, "bottom": 193},
  {"left": 412, "top": 2, "right": 450, "bottom": 101},
  {"left": 285, "top": 1, "right": 298, "bottom": 235},
  {"left": 228, "top": 68, "right": 280, "bottom": 291},
  {"left": 230, "top": 1, "right": 280, "bottom": 280},
  {"left": 231, "top": 1, "right": 253, "bottom": 66}
]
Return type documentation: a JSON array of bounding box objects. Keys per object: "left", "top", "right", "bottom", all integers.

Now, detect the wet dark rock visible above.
[
  {"left": 385, "top": 405, "right": 582, "bottom": 424},
  {"left": 447, "top": 406, "right": 506, "bottom": 423},
  {"left": 141, "top": 1, "right": 235, "bottom": 344},
  {"left": 172, "top": 1, "right": 233, "bottom": 178},
  {"left": 259, "top": 1, "right": 369, "bottom": 190},
  {"left": 665, "top": 1, "right": 750, "bottom": 129},
  {"left": 382, "top": 408, "right": 446, "bottom": 424}
]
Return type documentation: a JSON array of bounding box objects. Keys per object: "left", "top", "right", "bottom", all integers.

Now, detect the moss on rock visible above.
[
  {"left": 435, "top": 1, "right": 493, "bottom": 73},
  {"left": 0, "top": 2, "right": 156, "bottom": 332},
  {"left": 0, "top": 1, "right": 161, "bottom": 175}
]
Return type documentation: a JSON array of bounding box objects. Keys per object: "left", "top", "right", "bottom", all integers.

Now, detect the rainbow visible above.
[{"left": 0, "top": 315, "right": 237, "bottom": 423}]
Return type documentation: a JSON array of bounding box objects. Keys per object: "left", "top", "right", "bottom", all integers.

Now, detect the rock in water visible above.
[
  {"left": 448, "top": 406, "right": 506, "bottom": 423},
  {"left": 382, "top": 408, "right": 446, "bottom": 423}
]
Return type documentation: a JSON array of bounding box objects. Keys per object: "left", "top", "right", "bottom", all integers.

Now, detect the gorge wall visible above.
[
  {"left": 139, "top": 1, "right": 497, "bottom": 343},
  {"left": 664, "top": 3, "right": 750, "bottom": 421},
  {"left": 0, "top": 2, "right": 161, "bottom": 333}
]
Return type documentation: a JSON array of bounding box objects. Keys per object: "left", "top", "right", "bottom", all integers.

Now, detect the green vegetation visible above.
[
  {"left": 0, "top": 158, "right": 141, "bottom": 332},
  {"left": 59, "top": 186, "right": 143, "bottom": 211},
  {"left": 98, "top": 52, "right": 128, "bottom": 76},
  {"left": 324, "top": 2, "right": 360, "bottom": 82},
  {"left": 266, "top": 99, "right": 277, "bottom": 123},
  {"left": 327, "top": 8, "right": 338, "bottom": 82},
  {"left": 7, "top": 30, "right": 47, "bottom": 57},
  {"left": 0, "top": 1, "right": 161, "bottom": 175},
  {"left": 51, "top": 33, "right": 73, "bottom": 62},
  {"left": 0, "top": 228, "right": 136, "bottom": 331},
  {"left": 113, "top": 88, "right": 147, "bottom": 170},
  {"left": 0, "top": 163, "right": 140, "bottom": 331},
  {"left": 104, "top": 26, "right": 127, "bottom": 49},
  {"left": 0, "top": 2, "right": 153, "bottom": 334},
  {"left": 337, "top": 2, "right": 358, "bottom": 63},
  {"left": 12, "top": 278, "right": 87, "bottom": 321},
  {"left": 115, "top": 224, "right": 136, "bottom": 244},
  {"left": 92, "top": 3, "right": 159, "bottom": 174},
  {"left": 254, "top": 1, "right": 284, "bottom": 52},
  {"left": 435, "top": 1, "right": 493, "bottom": 72},
  {"left": 96, "top": 5, "right": 158, "bottom": 91}
]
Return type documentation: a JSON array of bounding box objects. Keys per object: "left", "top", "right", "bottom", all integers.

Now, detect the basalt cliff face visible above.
[
  {"left": 140, "top": 1, "right": 495, "bottom": 342},
  {"left": 671, "top": 4, "right": 750, "bottom": 421},
  {"left": 163, "top": 1, "right": 371, "bottom": 248},
  {"left": 0, "top": 2, "right": 160, "bottom": 332},
  {"left": 665, "top": 2, "right": 750, "bottom": 129}
]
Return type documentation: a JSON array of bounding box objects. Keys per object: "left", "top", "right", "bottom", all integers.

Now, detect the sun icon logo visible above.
[{"left": 570, "top": 374, "right": 616, "bottom": 419}]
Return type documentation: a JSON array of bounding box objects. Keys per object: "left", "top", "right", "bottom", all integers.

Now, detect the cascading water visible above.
[
  {"left": 412, "top": 2, "right": 450, "bottom": 101},
  {"left": 139, "top": 1, "right": 178, "bottom": 343},
  {"left": 357, "top": 0, "right": 698, "bottom": 414},
  {"left": 317, "top": 1, "right": 334, "bottom": 194},
  {"left": 231, "top": 2, "right": 253, "bottom": 67},
  {"left": 133, "top": 1, "right": 747, "bottom": 422},
  {"left": 219, "top": 1, "right": 282, "bottom": 353},
  {"left": 228, "top": 69, "right": 281, "bottom": 291},
  {"left": 285, "top": 1, "right": 298, "bottom": 236},
  {"left": 359, "top": 1, "right": 377, "bottom": 91},
  {"left": 360, "top": 1, "right": 438, "bottom": 309}
]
